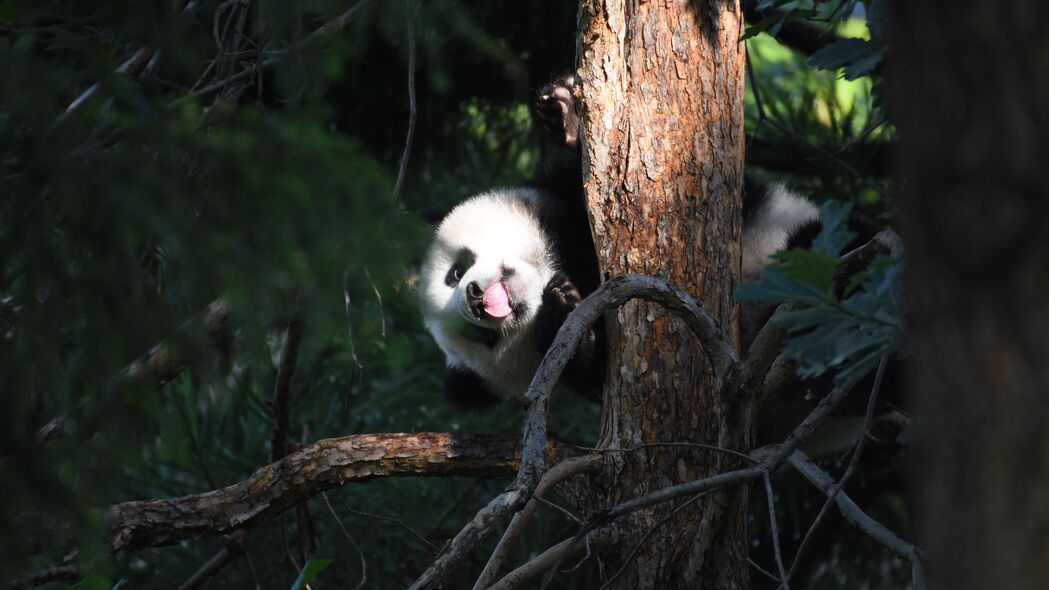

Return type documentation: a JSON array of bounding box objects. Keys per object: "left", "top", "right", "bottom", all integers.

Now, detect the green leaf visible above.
[
  {"left": 810, "top": 201, "right": 856, "bottom": 257},
  {"left": 773, "top": 248, "right": 839, "bottom": 293},
  {"left": 808, "top": 39, "right": 885, "bottom": 80},
  {"left": 290, "top": 559, "right": 333, "bottom": 590},
  {"left": 735, "top": 266, "right": 830, "bottom": 306},
  {"left": 741, "top": 14, "right": 784, "bottom": 42}
]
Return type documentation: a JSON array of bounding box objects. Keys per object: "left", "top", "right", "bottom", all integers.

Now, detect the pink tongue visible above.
[{"left": 482, "top": 282, "right": 512, "bottom": 319}]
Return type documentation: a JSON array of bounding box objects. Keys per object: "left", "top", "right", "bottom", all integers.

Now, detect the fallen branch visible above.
[{"left": 106, "top": 432, "right": 578, "bottom": 553}]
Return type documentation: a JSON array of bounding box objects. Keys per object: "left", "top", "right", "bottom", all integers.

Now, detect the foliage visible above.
[
  {"left": 0, "top": 0, "right": 900, "bottom": 587},
  {"left": 736, "top": 202, "right": 904, "bottom": 386}
]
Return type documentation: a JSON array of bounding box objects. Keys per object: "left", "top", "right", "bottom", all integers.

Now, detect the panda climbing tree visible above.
[{"left": 414, "top": 2, "right": 911, "bottom": 589}]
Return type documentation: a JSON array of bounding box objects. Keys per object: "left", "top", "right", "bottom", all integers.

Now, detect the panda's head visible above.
[{"left": 421, "top": 189, "right": 557, "bottom": 350}]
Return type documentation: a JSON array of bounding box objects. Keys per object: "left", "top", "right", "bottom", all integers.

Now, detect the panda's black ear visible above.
[{"left": 417, "top": 206, "right": 448, "bottom": 229}]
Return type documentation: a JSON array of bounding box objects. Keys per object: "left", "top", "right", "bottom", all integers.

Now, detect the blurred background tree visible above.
[{"left": 0, "top": 0, "right": 905, "bottom": 587}]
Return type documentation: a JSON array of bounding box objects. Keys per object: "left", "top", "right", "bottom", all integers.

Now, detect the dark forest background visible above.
[{"left": 0, "top": 1, "right": 905, "bottom": 587}]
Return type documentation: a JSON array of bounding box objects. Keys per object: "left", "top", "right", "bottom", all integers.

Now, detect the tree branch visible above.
[
  {"left": 178, "top": 535, "right": 244, "bottom": 590},
  {"left": 473, "top": 456, "right": 602, "bottom": 589},
  {"left": 270, "top": 316, "right": 304, "bottom": 461},
  {"left": 788, "top": 451, "right": 926, "bottom": 590},
  {"left": 8, "top": 565, "right": 81, "bottom": 590},
  {"left": 517, "top": 368, "right": 873, "bottom": 585},
  {"left": 105, "top": 433, "right": 578, "bottom": 553},
  {"left": 486, "top": 538, "right": 585, "bottom": 590},
  {"left": 409, "top": 274, "right": 737, "bottom": 589}
]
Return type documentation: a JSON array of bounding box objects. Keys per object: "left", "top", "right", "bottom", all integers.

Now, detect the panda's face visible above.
[{"left": 421, "top": 190, "right": 556, "bottom": 346}]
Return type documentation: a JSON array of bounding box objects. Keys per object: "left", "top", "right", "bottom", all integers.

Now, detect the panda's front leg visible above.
[
  {"left": 534, "top": 272, "right": 604, "bottom": 401},
  {"left": 535, "top": 74, "right": 580, "bottom": 150},
  {"left": 534, "top": 271, "right": 582, "bottom": 350}
]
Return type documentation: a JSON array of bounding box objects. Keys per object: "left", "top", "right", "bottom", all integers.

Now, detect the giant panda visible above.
[{"left": 420, "top": 74, "right": 820, "bottom": 409}]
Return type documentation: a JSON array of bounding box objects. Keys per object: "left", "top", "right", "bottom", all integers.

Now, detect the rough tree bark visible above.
[
  {"left": 572, "top": 1, "right": 748, "bottom": 588},
  {"left": 893, "top": 3, "right": 1049, "bottom": 589}
]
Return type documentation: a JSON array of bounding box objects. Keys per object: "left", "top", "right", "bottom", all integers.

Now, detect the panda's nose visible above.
[{"left": 465, "top": 282, "right": 485, "bottom": 318}]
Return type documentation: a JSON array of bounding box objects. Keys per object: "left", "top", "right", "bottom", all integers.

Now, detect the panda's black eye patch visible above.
[{"left": 444, "top": 249, "right": 475, "bottom": 287}]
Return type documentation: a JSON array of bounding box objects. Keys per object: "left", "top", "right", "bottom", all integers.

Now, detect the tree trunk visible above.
[
  {"left": 893, "top": 3, "right": 1049, "bottom": 589},
  {"left": 573, "top": 1, "right": 748, "bottom": 587}
]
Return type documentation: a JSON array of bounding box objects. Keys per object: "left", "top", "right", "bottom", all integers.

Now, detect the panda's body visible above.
[{"left": 420, "top": 157, "right": 819, "bottom": 407}]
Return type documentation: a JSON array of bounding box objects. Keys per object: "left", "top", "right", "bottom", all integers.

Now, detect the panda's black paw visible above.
[
  {"left": 543, "top": 271, "right": 582, "bottom": 311},
  {"left": 535, "top": 272, "right": 582, "bottom": 351},
  {"left": 536, "top": 73, "right": 579, "bottom": 149}
]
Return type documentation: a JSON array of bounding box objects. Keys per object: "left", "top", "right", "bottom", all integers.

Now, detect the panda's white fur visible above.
[
  {"left": 742, "top": 184, "right": 820, "bottom": 281},
  {"left": 421, "top": 180, "right": 819, "bottom": 401},
  {"left": 421, "top": 187, "right": 560, "bottom": 398}
]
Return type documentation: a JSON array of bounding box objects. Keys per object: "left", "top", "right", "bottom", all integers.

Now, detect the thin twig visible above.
[
  {"left": 173, "top": 0, "right": 374, "bottom": 107},
  {"left": 763, "top": 471, "right": 789, "bottom": 589},
  {"left": 783, "top": 355, "right": 889, "bottom": 585},
  {"left": 321, "top": 492, "right": 367, "bottom": 590},
  {"left": 525, "top": 369, "right": 872, "bottom": 588},
  {"left": 337, "top": 500, "right": 438, "bottom": 552},
  {"left": 789, "top": 451, "right": 925, "bottom": 590},
  {"left": 270, "top": 316, "right": 305, "bottom": 461},
  {"left": 391, "top": 0, "right": 418, "bottom": 201},
  {"left": 599, "top": 492, "right": 711, "bottom": 590},
  {"left": 178, "top": 536, "right": 245, "bottom": 590},
  {"left": 579, "top": 441, "right": 757, "bottom": 465},
  {"left": 8, "top": 565, "right": 81, "bottom": 589},
  {"left": 473, "top": 456, "right": 601, "bottom": 590},
  {"left": 486, "top": 538, "right": 586, "bottom": 590},
  {"left": 749, "top": 557, "right": 782, "bottom": 584},
  {"left": 56, "top": 46, "right": 156, "bottom": 124},
  {"left": 534, "top": 496, "right": 582, "bottom": 524}
]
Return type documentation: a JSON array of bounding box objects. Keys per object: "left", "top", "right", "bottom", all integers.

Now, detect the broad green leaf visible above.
[
  {"left": 290, "top": 559, "right": 333, "bottom": 590},
  {"left": 810, "top": 201, "right": 856, "bottom": 256},
  {"left": 808, "top": 39, "right": 885, "bottom": 80}
]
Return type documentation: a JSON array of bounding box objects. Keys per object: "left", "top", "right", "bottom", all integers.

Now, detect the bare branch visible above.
[
  {"left": 8, "top": 565, "right": 81, "bottom": 590},
  {"left": 336, "top": 500, "right": 438, "bottom": 552},
  {"left": 411, "top": 274, "right": 737, "bottom": 589},
  {"left": 321, "top": 492, "right": 367, "bottom": 590},
  {"left": 178, "top": 535, "right": 244, "bottom": 590},
  {"left": 599, "top": 492, "right": 711, "bottom": 590},
  {"left": 789, "top": 451, "right": 925, "bottom": 590},
  {"left": 784, "top": 355, "right": 889, "bottom": 584},
  {"left": 835, "top": 229, "right": 904, "bottom": 286},
  {"left": 762, "top": 471, "right": 789, "bottom": 589},
  {"left": 57, "top": 47, "right": 156, "bottom": 124},
  {"left": 106, "top": 433, "right": 578, "bottom": 553},
  {"left": 474, "top": 456, "right": 601, "bottom": 589},
  {"left": 526, "top": 370, "right": 872, "bottom": 585},
  {"left": 123, "top": 299, "right": 231, "bottom": 386},
  {"left": 740, "top": 302, "right": 793, "bottom": 395},
  {"left": 390, "top": 0, "right": 419, "bottom": 202},
  {"left": 270, "top": 316, "right": 305, "bottom": 461},
  {"left": 486, "top": 538, "right": 586, "bottom": 590},
  {"left": 175, "top": 0, "right": 375, "bottom": 106}
]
